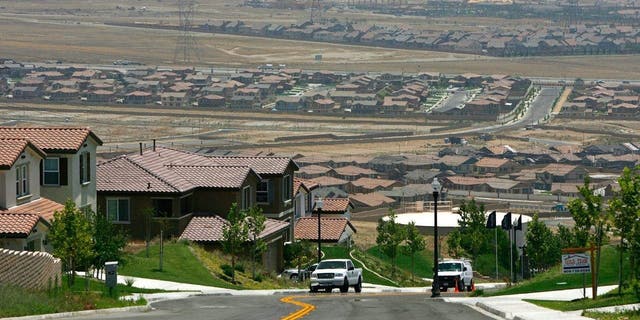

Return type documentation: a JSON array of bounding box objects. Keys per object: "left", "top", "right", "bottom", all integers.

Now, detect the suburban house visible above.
[
  {"left": 294, "top": 216, "right": 356, "bottom": 245},
  {"left": 0, "top": 135, "right": 73, "bottom": 252},
  {"left": 0, "top": 127, "right": 103, "bottom": 212},
  {"left": 179, "top": 215, "right": 290, "bottom": 272},
  {"left": 313, "top": 198, "right": 353, "bottom": 219},
  {"left": 97, "top": 146, "right": 299, "bottom": 239}
]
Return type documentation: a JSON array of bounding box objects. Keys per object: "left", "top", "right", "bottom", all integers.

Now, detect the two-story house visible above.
[
  {"left": 0, "top": 127, "right": 103, "bottom": 212},
  {"left": 0, "top": 138, "right": 65, "bottom": 252},
  {"left": 97, "top": 146, "right": 299, "bottom": 239}
]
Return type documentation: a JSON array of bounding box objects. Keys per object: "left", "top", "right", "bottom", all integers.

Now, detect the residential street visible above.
[{"left": 55, "top": 293, "right": 494, "bottom": 320}]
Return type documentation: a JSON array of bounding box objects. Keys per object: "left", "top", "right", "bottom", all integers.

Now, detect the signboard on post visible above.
[{"left": 562, "top": 253, "right": 591, "bottom": 274}]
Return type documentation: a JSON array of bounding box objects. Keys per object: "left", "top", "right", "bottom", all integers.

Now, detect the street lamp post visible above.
[
  {"left": 431, "top": 178, "right": 442, "bottom": 298},
  {"left": 316, "top": 198, "right": 323, "bottom": 264}
]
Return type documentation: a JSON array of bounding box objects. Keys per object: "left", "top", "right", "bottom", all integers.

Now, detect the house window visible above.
[
  {"left": 16, "top": 164, "right": 29, "bottom": 197},
  {"left": 282, "top": 174, "right": 292, "bottom": 202},
  {"left": 79, "top": 152, "right": 91, "bottom": 184},
  {"left": 180, "top": 195, "right": 193, "bottom": 215},
  {"left": 257, "top": 180, "right": 269, "bottom": 204},
  {"left": 43, "top": 158, "right": 60, "bottom": 185},
  {"left": 241, "top": 186, "right": 251, "bottom": 210},
  {"left": 107, "top": 198, "right": 130, "bottom": 223},
  {"left": 152, "top": 198, "right": 173, "bottom": 217}
]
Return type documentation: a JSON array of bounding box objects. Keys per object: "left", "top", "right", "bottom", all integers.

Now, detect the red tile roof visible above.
[
  {"left": 1, "top": 197, "right": 65, "bottom": 222},
  {"left": 316, "top": 198, "right": 351, "bottom": 213},
  {"left": 474, "top": 157, "right": 511, "bottom": 168},
  {"left": 0, "top": 139, "right": 46, "bottom": 170},
  {"left": 0, "top": 213, "right": 41, "bottom": 237},
  {"left": 171, "top": 165, "right": 258, "bottom": 189},
  {"left": 294, "top": 178, "right": 320, "bottom": 194},
  {"left": 179, "top": 215, "right": 289, "bottom": 242},
  {"left": 294, "top": 217, "right": 356, "bottom": 242},
  {"left": 350, "top": 177, "right": 398, "bottom": 189},
  {"left": 0, "top": 127, "right": 103, "bottom": 153},
  {"left": 333, "top": 165, "right": 377, "bottom": 177},
  {"left": 309, "top": 176, "right": 348, "bottom": 187},
  {"left": 98, "top": 147, "right": 297, "bottom": 193},
  {"left": 349, "top": 192, "right": 396, "bottom": 207}
]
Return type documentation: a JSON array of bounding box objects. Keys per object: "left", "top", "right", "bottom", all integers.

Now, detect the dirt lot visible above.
[{"left": 2, "top": 0, "right": 640, "bottom": 77}]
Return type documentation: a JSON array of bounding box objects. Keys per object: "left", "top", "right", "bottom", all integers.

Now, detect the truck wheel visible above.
[
  {"left": 458, "top": 279, "right": 465, "bottom": 292},
  {"left": 466, "top": 280, "right": 473, "bottom": 292},
  {"left": 340, "top": 278, "right": 349, "bottom": 293},
  {"left": 310, "top": 286, "right": 318, "bottom": 293},
  {"left": 354, "top": 277, "right": 362, "bottom": 293},
  {"left": 290, "top": 274, "right": 298, "bottom": 281}
]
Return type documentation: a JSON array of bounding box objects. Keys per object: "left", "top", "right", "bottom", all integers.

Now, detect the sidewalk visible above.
[{"left": 444, "top": 285, "right": 626, "bottom": 320}]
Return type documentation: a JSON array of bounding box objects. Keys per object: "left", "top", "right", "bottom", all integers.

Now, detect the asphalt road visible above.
[{"left": 59, "top": 293, "right": 494, "bottom": 320}]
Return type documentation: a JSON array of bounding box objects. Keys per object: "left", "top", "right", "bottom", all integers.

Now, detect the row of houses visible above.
[
  {"left": 1, "top": 58, "right": 531, "bottom": 118},
  {"left": 131, "top": 18, "right": 640, "bottom": 57},
  {"left": 0, "top": 127, "right": 355, "bottom": 273},
  {"left": 561, "top": 82, "right": 640, "bottom": 118}
]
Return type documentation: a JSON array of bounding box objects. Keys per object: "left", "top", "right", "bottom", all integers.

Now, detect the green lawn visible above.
[
  {"left": 119, "top": 241, "right": 238, "bottom": 289},
  {"left": 489, "top": 246, "right": 631, "bottom": 296},
  {"left": 0, "top": 277, "right": 147, "bottom": 318},
  {"left": 322, "top": 245, "right": 428, "bottom": 287},
  {"left": 366, "top": 246, "right": 434, "bottom": 279},
  {"left": 526, "top": 288, "right": 640, "bottom": 311}
]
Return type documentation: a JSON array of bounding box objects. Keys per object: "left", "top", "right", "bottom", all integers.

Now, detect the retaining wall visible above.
[{"left": 0, "top": 248, "right": 62, "bottom": 290}]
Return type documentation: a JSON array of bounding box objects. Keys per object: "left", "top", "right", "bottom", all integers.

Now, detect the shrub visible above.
[
  {"left": 234, "top": 263, "right": 245, "bottom": 273},
  {"left": 253, "top": 274, "right": 263, "bottom": 282},
  {"left": 220, "top": 264, "right": 234, "bottom": 278},
  {"left": 124, "top": 277, "right": 135, "bottom": 287}
]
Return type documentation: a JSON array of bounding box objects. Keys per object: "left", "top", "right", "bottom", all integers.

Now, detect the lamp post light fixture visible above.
[
  {"left": 431, "top": 177, "right": 442, "bottom": 298},
  {"left": 315, "top": 197, "right": 323, "bottom": 264}
]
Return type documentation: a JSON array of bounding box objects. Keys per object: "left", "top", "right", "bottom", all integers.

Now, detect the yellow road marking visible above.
[
  {"left": 280, "top": 296, "right": 316, "bottom": 320},
  {"left": 280, "top": 292, "right": 430, "bottom": 319}
]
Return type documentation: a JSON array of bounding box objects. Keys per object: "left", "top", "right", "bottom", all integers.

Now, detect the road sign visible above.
[{"left": 561, "top": 253, "right": 591, "bottom": 274}]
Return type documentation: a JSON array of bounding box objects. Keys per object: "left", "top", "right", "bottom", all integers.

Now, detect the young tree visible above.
[
  {"left": 285, "top": 240, "right": 315, "bottom": 281},
  {"left": 92, "top": 210, "right": 128, "bottom": 278},
  {"left": 556, "top": 224, "right": 575, "bottom": 249},
  {"left": 222, "top": 203, "right": 249, "bottom": 282},
  {"left": 525, "top": 213, "right": 559, "bottom": 275},
  {"left": 245, "top": 206, "right": 267, "bottom": 280},
  {"left": 403, "top": 221, "right": 426, "bottom": 281},
  {"left": 376, "top": 209, "right": 406, "bottom": 277},
  {"left": 568, "top": 177, "right": 609, "bottom": 288},
  {"left": 608, "top": 166, "right": 640, "bottom": 294},
  {"left": 48, "top": 200, "right": 94, "bottom": 287},
  {"left": 457, "top": 199, "right": 489, "bottom": 261}
]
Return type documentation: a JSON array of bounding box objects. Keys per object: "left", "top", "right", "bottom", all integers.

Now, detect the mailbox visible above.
[{"left": 105, "top": 261, "right": 118, "bottom": 288}]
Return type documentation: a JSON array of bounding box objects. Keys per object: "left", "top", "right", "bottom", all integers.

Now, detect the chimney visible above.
[
  {"left": 153, "top": 139, "right": 156, "bottom": 152},
  {"left": 139, "top": 142, "right": 143, "bottom": 155}
]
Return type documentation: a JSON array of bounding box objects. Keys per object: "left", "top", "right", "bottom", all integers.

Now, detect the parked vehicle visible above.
[
  {"left": 310, "top": 259, "right": 363, "bottom": 293},
  {"left": 437, "top": 259, "right": 473, "bottom": 292},
  {"left": 279, "top": 263, "right": 318, "bottom": 281}
]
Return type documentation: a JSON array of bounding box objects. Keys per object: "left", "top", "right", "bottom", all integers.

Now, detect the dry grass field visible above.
[{"left": 1, "top": 0, "right": 640, "bottom": 77}]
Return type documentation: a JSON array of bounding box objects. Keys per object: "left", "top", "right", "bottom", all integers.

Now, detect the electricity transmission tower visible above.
[{"left": 174, "top": 0, "right": 200, "bottom": 64}]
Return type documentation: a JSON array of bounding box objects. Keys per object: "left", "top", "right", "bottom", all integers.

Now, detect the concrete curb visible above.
[
  {"left": 0, "top": 305, "right": 151, "bottom": 320},
  {"left": 476, "top": 301, "right": 512, "bottom": 319}
]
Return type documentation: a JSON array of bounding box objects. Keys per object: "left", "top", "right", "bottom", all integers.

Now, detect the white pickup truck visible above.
[
  {"left": 437, "top": 259, "right": 474, "bottom": 292},
  {"left": 310, "top": 259, "right": 363, "bottom": 293}
]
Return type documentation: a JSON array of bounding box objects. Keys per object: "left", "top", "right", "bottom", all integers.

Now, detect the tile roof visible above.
[
  {"left": 0, "top": 213, "right": 41, "bottom": 237},
  {"left": 333, "top": 165, "right": 377, "bottom": 176},
  {"left": 171, "top": 165, "right": 258, "bottom": 189},
  {"left": 0, "top": 139, "right": 46, "bottom": 170},
  {"left": 97, "top": 156, "right": 182, "bottom": 193},
  {"left": 179, "top": 215, "right": 289, "bottom": 242},
  {"left": 208, "top": 155, "right": 298, "bottom": 175},
  {"left": 316, "top": 198, "right": 351, "bottom": 213},
  {"left": 540, "top": 164, "right": 580, "bottom": 176},
  {"left": 1, "top": 197, "right": 65, "bottom": 222},
  {"left": 298, "top": 164, "right": 333, "bottom": 175},
  {"left": 294, "top": 178, "right": 319, "bottom": 195},
  {"left": 350, "top": 177, "right": 398, "bottom": 189},
  {"left": 349, "top": 192, "right": 396, "bottom": 207},
  {"left": 475, "top": 157, "right": 511, "bottom": 168},
  {"left": 294, "top": 217, "right": 356, "bottom": 242},
  {"left": 309, "top": 176, "right": 349, "bottom": 187},
  {"left": 0, "top": 127, "right": 103, "bottom": 153}
]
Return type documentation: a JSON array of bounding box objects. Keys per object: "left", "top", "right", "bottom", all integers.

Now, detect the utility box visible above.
[{"left": 105, "top": 261, "right": 118, "bottom": 289}]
